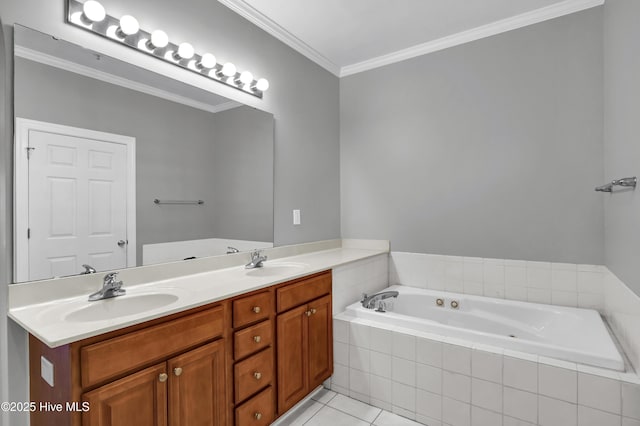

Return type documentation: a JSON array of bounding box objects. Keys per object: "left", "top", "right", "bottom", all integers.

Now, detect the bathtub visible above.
[{"left": 344, "top": 285, "right": 624, "bottom": 371}]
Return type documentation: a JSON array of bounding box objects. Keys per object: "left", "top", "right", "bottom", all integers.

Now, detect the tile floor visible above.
[{"left": 274, "top": 388, "right": 425, "bottom": 426}]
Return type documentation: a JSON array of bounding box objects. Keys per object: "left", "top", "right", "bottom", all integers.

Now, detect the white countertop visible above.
[{"left": 8, "top": 245, "right": 387, "bottom": 348}]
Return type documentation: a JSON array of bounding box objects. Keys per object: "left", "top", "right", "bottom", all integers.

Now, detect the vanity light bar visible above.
[{"left": 66, "top": 0, "right": 269, "bottom": 99}]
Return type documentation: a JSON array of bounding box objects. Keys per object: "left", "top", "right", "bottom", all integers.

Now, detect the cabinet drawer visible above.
[
  {"left": 235, "top": 386, "right": 274, "bottom": 426},
  {"left": 234, "top": 347, "right": 273, "bottom": 403},
  {"left": 233, "top": 291, "right": 273, "bottom": 328},
  {"left": 81, "top": 305, "right": 224, "bottom": 388},
  {"left": 277, "top": 271, "right": 331, "bottom": 312},
  {"left": 234, "top": 320, "right": 272, "bottom": 360}
]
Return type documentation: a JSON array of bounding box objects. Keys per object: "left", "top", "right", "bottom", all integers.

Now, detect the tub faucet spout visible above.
[{"left": 361, "top": 291, "right": 399, "bottom": 309}]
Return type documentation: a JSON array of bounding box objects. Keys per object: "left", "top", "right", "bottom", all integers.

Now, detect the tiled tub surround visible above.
[
  {"left": 330, "top": 316, "right": 640, "bottom": 426},
  {"left": 344, "top": 285, "right": 624, "bottom": 371},
  {"left": 332, "top": 254, "right": 389, "bottom": 315},
  {"left": 388, "top": 251, "right": 640, "bottom": 371}
]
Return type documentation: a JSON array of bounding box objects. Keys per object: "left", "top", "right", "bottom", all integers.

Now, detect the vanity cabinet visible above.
[
  {"left": 276, "top": 273, "right": 333, "bottom": 413},
  {"left": 29, "top": 303, "right": 228, "bottom": 426},
  {"left": 28, "top": 269, "right": 333, "bottom": 426}
]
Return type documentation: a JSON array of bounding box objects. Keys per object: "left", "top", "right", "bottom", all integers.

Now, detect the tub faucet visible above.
[
  {"left": 81, "top": 264, "right": 96, "bottom": 274},
  {"left": 361, "top": 291, "right": 399, "bottom": 309},
  {"left": 88, "top": 272, "right": 126, "bottom": 301},
  {"left": 227, "top": 246, "right": 240, "bottom": 254},
  {"left": 245, "top": 250, "right": 267, "bottom": 269}
]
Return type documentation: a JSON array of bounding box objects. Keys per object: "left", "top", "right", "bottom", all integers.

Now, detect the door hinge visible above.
[
  {"left": 27, "top": 228, "right": 31, "bottom": 239},
  {"left": 26, "top": 146, "right": 35, "bottom": 159}
]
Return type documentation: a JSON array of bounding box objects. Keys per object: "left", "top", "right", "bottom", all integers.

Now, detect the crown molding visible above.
[
  {"left": 218, "top": 0, "right": 603, "bottom": 78},
  {"left": 14, "top": 45, "right": 242, "bottom": 114},
  {"left": 217, "top": 0, "right": 341, "bottom": 76},
  {"left": 340, "top": 0, "right": 604, "bottom": 77}
]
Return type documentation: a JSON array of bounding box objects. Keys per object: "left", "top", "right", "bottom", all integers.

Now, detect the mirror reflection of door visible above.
[{"left": 15, "top": 119, "right": 136, "bottom": 281}]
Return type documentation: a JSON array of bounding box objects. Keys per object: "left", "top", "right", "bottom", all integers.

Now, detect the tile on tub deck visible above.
[
  {"left": 472, "top": 377, "right": 502, "bottom": 412},
  {"left": 503, "top": 387, "right": 538, "bottom": 424},
  {"left": 578, "top": 372, "right": 622, "bottom": 414},
  {"left": 392, "top": 331, "right": 416, "bottom": 361},
  {"left": 370, "top": 375, "right": 392, "bottom": 405},
  {"left": 471, "top": 348, "right": 503, "bottom": 383},
  {"left": 503, "top": 415, "right": 536, "bottom": 426},
  {"left": 538, "top": 363, "right": 577, "bottom": 403},
  {"left": 443, "top": 370, "right": 471, "bottom": 403},
  {"left": 392, "top": 356, "right": 416, "bottom": 386},
  {"left": 538, "top": 395, "right": 577, "bottom": 426},
  {"left": 391, "top": 381, "right": 416, "bottom": 412},
  {"left": 622, "top": 382, "right": 640, "bottom": 420},
  {"left": 416, "top": 388, "right": 442, "bottom": 420},
  {"left": 416, "top": 363, "right": 442, "bottom": 394},
  {"left": 370, "top": 327, "right": 393, "bottom": 354},
  {"left": 442, "top": 396, "right": 471, "bottom": 426},
  {"left": 416, "top": 337, "right": 443, "bottom": 368},
  {"left": 472, "top": 406, "right": 502, "bottom": 426},
  {"left": 577, "top": 405, "right": 621, "bottom": 426},
  {"left": 503, "top": 355, "right": 538, "bottom": 393},
  {"left": 442, "top": 343, "right": 471, "bottom": 375},
  {"left": 370, "top": 351, "right": 392, "bottom": 378}
]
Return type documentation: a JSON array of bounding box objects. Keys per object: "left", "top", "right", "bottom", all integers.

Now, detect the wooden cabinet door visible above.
[
  {"left": 168, "top": 339, "right": 227, "bottom": 426},
  {"left": 276, "top": 304, "right": 309, "bottom": 413},
  {"left": 82, "top": 363, "right": 167, "bottom": 426},
  {"left": 307, "top": 295, "right": 333, "bottom": 389}
]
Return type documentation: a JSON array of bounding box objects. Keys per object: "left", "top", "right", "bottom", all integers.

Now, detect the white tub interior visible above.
[{"left": 345, "top": 285, "right": 624, "bottom": 371}]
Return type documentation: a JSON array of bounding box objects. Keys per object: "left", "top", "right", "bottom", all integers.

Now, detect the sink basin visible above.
[
  {"left": 245, "top": 262, "right": 309, "bottom": 277},
  {"left": 64, "top": 293, "right": 179, "bottom": 322}
]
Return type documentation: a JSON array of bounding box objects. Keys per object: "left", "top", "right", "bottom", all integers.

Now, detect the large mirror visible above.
[{"left": 13, "top": 25, "right": 274, "bottom": 282}]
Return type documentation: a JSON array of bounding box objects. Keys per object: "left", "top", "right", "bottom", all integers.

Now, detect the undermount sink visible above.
[
  {"left": 64, "top": 293, "right": 179, "bottom": 322},
  {"left": 245, "top": 262, "right": 309, "bottom": 277}
]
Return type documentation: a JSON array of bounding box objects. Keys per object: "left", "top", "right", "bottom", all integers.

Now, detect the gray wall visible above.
[
  {"left": 603, "top": 0, "right": 640, "bottom": 296},
  {"left": 341, "top": 8, "right": 604, "bottom": 264},
  {"left": 15, "top": 58, "right": 274, "bottom": 265},
  {"left": 211, "top": 107, "right": 274, "bottom": 242}
]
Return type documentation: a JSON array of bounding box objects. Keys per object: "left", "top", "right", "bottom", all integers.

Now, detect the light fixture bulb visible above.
[
  {"left": 199, "top": 53, "right": 216, "bottom": 69},
  {"left": 83, "top": 0, "right": 106, "bottom": 22},
  {"left": 222, "top": 62, "right": 237, "bottom": 77},
  {"left": 239, "top": 71, "right": 253, "bottom": 85},
  {"left": 255, "top": 78, "right": 270, "bottom": 92},
  {"left": 177, "top": 42, "right": 195, "bottom": 60},
  {"left": 119, "top": 15, "right": 139, "bottom": 36},
  {"left": 150, "top": 30, "right": 169, "bottom": 48}
]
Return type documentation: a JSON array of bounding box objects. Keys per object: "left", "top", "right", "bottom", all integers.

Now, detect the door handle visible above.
[{"left": 117, "top": 240, "right": 126, "bottom": 247}]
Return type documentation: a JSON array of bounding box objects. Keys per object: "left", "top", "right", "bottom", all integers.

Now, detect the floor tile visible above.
[
  {"left": 312, "top": 387, "right": 337, "bottom": 404},
  {"left": 305, "top": 406, "right": 370, "bottom": 426},
  {"left": 274, "top": 400, "right": 323, "bottom": 426},
  {"left": 374, "top": 410, "right": 425, "bottom": 426},
  {"left": 328, "top": 393, "right": 382, "bottom": 422}
]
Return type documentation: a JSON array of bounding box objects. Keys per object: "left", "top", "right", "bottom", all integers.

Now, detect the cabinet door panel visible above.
[
  {"left": 82, "top": 363, "right": 167, "bottom": 426},
  {"left": 307, "top": 295, "right": 333, "bottom": 389},
  {"left": 276, "top": 304, "right": 308, "bottom": 413},
  {"left": 168, "top": 339, "right": 226, "bottom": 426}
]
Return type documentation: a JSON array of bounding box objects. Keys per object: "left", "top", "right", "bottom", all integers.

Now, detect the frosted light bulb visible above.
[
  {"left": 222, "top": 62, "right": 237, "bottom": 77},
  {"left": 255, "top": 78, "right": 269, "bottom": 92},
  {"left": 83, "top": 0, "right": 106, "bottom": 22},
  {"left": 150, "top": 30, "right": 169, "bottom": 48},
  {"left": 199, "top": 53, "right": 216, "bottom": 69},
  {"left": 119, "top": 15, "right": 139, "bottom": 35},
  {"left": 177, "top": 42, "right": 195, "bottom": 59},
  {"left": 239, "top": 71, "right": 253, "bottom": 85}
]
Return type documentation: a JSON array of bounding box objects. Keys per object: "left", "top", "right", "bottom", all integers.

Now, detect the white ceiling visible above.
[{"left": 219, "top": 0, "right": 603, "bottom": 76}]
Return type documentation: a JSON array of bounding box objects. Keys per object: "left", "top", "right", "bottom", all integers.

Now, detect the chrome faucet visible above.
[
  {"left": 245, "top": 250, "right": 267, "bottom": 269},
  {"left": 88, "top": 272, "right": 126, "bottom": 301},
  {"left": 227, "top": 246, "right": 240, "bottom": 254},
  {"left": 361, "top": 291, "right": 399, "bottom": 310},
  {"left": 81, "top": 264, "right": 96, "bottom": 274}
]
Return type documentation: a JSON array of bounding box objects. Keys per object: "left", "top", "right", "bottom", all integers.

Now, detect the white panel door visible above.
[{"left": 26, "top": 130, "right": 129, "bottom": 280}]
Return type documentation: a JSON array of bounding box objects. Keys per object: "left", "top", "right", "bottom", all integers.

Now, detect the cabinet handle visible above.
[
  {"left": 253, "top": 335, "right": 261, "bottom": 343},
  {"left": 158, "top": 373, "right": 168, "bottom": 382},
  {"left": 174, "top": 367, "right": 183, "bottom": 376},
  {"left": 310, "top": 308, "right": 317, "bottom": 315},
  {"left": 254, "top": 412, "right": 262, "bottom": 420},
  {"left": 253, "top": 371, "right": 262, "bottom": 380},
  {"left": 305, "top": 310, "right": 311, "bottom": 317},
  {"left": 252, "top": 306, "right": 261, "bottom": 314}
]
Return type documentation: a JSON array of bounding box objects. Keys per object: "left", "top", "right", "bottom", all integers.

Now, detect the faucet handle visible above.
[
  {"left": 104, "top": 272, "right": 119, "bottom": 284},
  {"left": 361, "top": 293, "right": 368, "bottom": 302}
]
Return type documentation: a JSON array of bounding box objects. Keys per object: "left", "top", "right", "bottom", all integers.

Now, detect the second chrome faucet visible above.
[{"left": 245, "top": 250, "right": 267, "bottom": 269}]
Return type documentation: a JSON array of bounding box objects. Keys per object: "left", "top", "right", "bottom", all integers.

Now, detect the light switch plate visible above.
[
  {"left": 293, "top": 209, "right": 301, "bottom": 225},
  {"left": 41, "top": 356, "right": 54, "bottom": 387}
]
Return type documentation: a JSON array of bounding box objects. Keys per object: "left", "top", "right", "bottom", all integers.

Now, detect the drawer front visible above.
[
  {"left": 277, "top": 271, "right": 331, "bottom": 312},
  {"left": 234, "top": 320, "right": 272, "bottom": 360},
  {"left": 81, "top": 305, "right": 224, "bottom": 388},
  {"left": 233, "top": 291, "right": 273, "bottom": 328},
  {"left": 235, "top": 386, "right": 274, "bottom": 426},
  {"left": 234, "top": 347, "right": 274, "bottom": 403}
]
